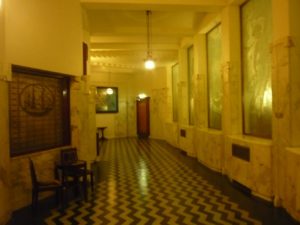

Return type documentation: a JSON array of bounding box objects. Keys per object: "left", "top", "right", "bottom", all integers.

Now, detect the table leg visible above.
[{"left": 83, "top": 166, "right": 88, "bottom": 201}]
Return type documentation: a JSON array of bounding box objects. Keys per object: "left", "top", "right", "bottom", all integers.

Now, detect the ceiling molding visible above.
[{"left": 83, "top": 0, "right": 226, "bottom": 73}]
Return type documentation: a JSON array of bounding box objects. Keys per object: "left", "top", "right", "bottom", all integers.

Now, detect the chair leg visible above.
[
  {"left": 74, "top": 177, "right": 80, "bottom": 197},
  {"left": 90, "top": 172, "right": 94, "bottom": 192},
  {"left": 32, "top": 191, "right": 38, "bottom": 213},
  {"left": 83, "top": 174, "right": 88, "bottom": 201},
  {"left": 55, "top": 189, "right": 60, "bottom": 205},
  {"left": 58, "top": 187, "right": 65, "bottom": 210}
]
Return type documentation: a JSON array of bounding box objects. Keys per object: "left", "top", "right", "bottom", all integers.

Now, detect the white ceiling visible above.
[{"left": 81, "top": 0, "right": 227, "bottom": 73}]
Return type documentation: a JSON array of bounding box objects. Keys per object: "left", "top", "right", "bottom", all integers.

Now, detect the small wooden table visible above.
[
  {"left": 56, "top": 160, "right": 88, "bottom": 200},
  {"left": 97, "top": 126, "right": 107, "bottom": 140}
]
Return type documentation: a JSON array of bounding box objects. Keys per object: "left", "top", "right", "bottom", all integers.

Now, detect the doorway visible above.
[{"left": 136, "top": 97, "right": 150, "bottom": 138}]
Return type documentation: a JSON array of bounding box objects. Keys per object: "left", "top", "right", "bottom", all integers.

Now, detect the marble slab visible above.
[{"left": 195, "top": 128, "right": 223, "bottom": 172}]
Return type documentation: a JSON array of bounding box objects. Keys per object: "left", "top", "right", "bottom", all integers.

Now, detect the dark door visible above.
[{"left": 136, "top": 97, "right": 150, "bottom": 138}]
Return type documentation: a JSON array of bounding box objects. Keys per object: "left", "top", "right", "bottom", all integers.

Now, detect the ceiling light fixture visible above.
[{"left": 144, "top": 10, "right": 155, "bottom": 70}]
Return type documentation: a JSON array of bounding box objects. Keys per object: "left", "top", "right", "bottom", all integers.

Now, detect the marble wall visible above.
[
  {"left": 271, "top": 32, "right": 300, "bottom": 219},
  {"left": 163, "top": 1, "right": 300, "bottom": 222},
  {"left": 71, "top": 77, "right": 97, "bottom": 163},
  {"left": 285, "top": 147, "right": 300, "bottom": 219},
  {"left": 151, "top": 88, "right": 168, "bottom": 139},
  {"left": 178, "top": 125, "right": 196, "bottom": 157},
  {"left": 225, "top": 136, "right": 273, "bottom": 200},
  {"left": 195, "top": 128, "right": 223, "bottom": 172},
  {"left": 164, "top": 122, "right": 179, "bottom": 148}
]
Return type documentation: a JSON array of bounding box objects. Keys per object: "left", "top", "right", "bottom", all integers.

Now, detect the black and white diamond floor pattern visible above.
[{"left": 44, "top": 138, "right": 262, "bottom": 225}]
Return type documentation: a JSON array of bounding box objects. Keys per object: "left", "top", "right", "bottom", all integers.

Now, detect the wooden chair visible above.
[
  {"left": 29, "top": 158, "right": 64, "bottom": 212},
  {"left": 60, "top": 148, "right": 94, "bottom": 192}
]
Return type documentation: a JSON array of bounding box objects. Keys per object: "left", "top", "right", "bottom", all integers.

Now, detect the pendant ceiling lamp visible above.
[{"left": 144, "top": 10, "right": 155, "bottom": 70}]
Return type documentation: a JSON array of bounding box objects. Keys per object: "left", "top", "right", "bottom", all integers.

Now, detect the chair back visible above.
[
  {"left": 29, "top": 159, "right": 38, "bottom": 189},
  {"left": 60, "top": 148, "right": 78, "bottom": 164}
]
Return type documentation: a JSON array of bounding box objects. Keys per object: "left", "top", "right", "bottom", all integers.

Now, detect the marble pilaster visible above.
[
  {"left": 271, "top": 34, "right": 300, "bottom": 219},
  {"left": 71, "top": 76, "right": 97, "bottom": 164}
]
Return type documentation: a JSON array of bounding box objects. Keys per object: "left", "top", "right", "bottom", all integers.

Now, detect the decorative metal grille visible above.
[{"left": 9, "top": 65, "right": 71, "bottom": 156}]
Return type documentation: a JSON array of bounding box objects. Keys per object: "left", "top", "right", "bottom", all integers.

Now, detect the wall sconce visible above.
[{"left": 137, "top": 93, "right": 147, "bottom": 100}]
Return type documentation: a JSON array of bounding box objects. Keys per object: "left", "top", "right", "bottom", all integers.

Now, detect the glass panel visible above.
[
  {"left": 187, "top": 46, "right": 194, "bottom": 125},
  {"left": 241, "top": 0, "right": 272, "bottom": 138},
  {"left": 172, "top": 63, "right": 179, "bottom": 122},
  {"left": 95, "top": 87, "right": 119, "bottom": 113},
  {"left": 207, "top": 24, "right": 222, "bottom": 129}
]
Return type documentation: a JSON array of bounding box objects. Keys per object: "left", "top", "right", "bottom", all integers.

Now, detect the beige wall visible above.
[
  {"left": 90, "top": 67, "right": 168, "bottom": 139},
  {"left": 5, "top": 0, "right": 82, "bottom": 76},
  {"left": 91, "top": 71, "right": 135, "bottom": 138}
]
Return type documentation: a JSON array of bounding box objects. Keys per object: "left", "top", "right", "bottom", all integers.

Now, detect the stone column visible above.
[
  {"left": 221, "top": 5, "right": 242, "bottom": 137},
  {"left": 194, "top": 33, "right": 208, "bottom": 129},
  {"left": 178, "top": 48, "right": 188, "bottom": 125},
  {"left": 221, "top": 5, "right": 243, "bottom": 175},
  {"left": 70, "top": 76, "right": 96, "bottom": 166}
]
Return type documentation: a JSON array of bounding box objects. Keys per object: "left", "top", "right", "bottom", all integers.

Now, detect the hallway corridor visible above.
[{"left": 9, "top": 138, "right": 299, "bottom": 225}]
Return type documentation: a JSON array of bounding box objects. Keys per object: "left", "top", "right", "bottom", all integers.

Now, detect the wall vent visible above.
[
  {"left": 180, "top": 129, "right": 186, "bottom": 137},
  {"left": 232, "top": 144, "right": 250, "bottom": 161}
]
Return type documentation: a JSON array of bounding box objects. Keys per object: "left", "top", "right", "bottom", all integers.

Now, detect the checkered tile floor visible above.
[{"left": 9, "top": 138, "right": 300, "bottom": 225}]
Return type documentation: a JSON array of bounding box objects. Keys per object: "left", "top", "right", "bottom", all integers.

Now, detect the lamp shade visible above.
[{"left": 144, "top": 58, "right": 155, "bottom": 70}]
